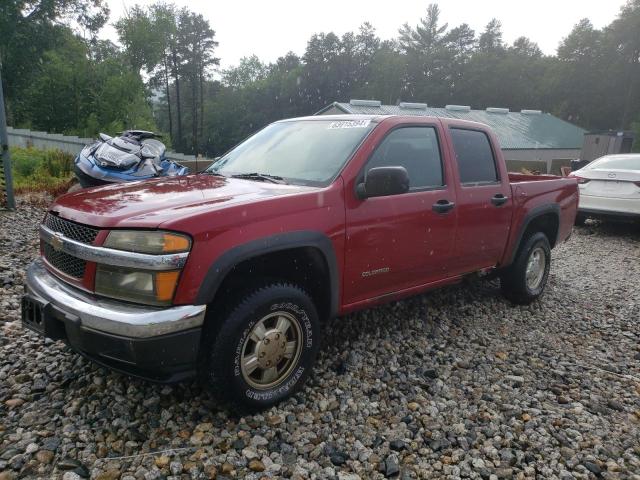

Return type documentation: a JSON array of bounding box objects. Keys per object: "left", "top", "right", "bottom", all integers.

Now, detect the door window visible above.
[
  {"left": 366, "top": 127, "right": 444, "bottom": 190},
  {"left": 450, "top": 128, "right": 499, "bottom": 185}
]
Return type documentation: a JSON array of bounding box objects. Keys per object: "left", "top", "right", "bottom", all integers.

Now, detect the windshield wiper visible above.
[
  {"left": 202, "top": 171, "right": 227, "bottom": 177},
  {"left": 230, "top": 172, "right": 287, "bottom": 184}
]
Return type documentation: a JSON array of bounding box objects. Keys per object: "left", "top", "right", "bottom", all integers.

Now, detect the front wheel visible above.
[
  {"left": 201, "top": 283, "right": 321, "bottom": 411},
  {"left": 500, "top": 232, "right": 551, "bottom": 304}
]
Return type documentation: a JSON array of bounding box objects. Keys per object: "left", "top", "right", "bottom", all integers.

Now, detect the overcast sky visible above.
[{"left": 101, "top": 0, "right": 627, "bottom": 70}]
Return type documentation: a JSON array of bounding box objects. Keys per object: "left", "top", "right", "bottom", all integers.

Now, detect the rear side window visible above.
[
  {"left": 450, "top": 128, "right": 499, "bottom": 184},
  {"left": 366, "top": 127, "right": 444, "bottom": 190}
]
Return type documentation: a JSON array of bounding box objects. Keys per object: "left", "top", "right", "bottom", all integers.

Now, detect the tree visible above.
[
  {"left": 443, "top": 24, "right": 476, "bottom": 99},
  {"left": 176, "top": 9, "right": 219, "bottom": 154},
  {"left": 478, "top": 19, "right": 504, "bottom": 52},
  {"left": 0, "top": 0, "right": 109, "bottom": 123},
  {"left": 22, "top": 32, "right": 155, "bottom": 137},
  {"left": 553, "top": 19, "right": 607, "bottom": 127},
  {"left": 444, "top": 24, "right": 476, "bottom": 60},
  {"left": 115, "top": 5, "right": 163, "bottom": 74},
  {"left": 224, "top": 56, "right": 268, "bottom": 89},
  {"left": 149, "top": 3, "right": 179, "bottom": 147},
  {"left": 398, "top": 4, "right": 447, "bottom": 54},
  {"left": 25, "top": 32, "right": 92, "bottom": 133},
  {"left": 397, "top": 4, "right": 453, "bottom": 103},
  {"left": 605, "top": 0, "right": 640, "bottom": 127},
  {"left": 511, "top": 37, "right": 542, "bottom": 58}
]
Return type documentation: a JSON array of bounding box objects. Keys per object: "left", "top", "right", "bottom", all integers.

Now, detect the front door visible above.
[{"left": 344, "top": 125, "right": 458, "bottom": 305}]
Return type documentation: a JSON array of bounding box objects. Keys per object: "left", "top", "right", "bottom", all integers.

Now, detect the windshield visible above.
[
  {"left": 587, "top": 154, "right": 640, "bottom": 171},
  {"left": 206, "top": 119, "right": 374, "bottom": 186}
]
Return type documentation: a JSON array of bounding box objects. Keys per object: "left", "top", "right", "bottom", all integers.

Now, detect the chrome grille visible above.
[
  {"left": 42, "top": 243, "right": 87, "bottom": 279},
  {"left": 44, "top": 214, "right": 99, "bottom": 244},
  {"left": 42, "top": 214, "right": 100, "bottom": 279}
]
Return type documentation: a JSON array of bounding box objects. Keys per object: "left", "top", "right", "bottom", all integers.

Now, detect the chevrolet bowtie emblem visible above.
[{"left": 50, "top": 232, "right": 65, "bottom": 252}]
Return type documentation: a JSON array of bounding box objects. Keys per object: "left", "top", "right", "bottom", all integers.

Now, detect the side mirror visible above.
[{"left": 357, "top": 166, "right": 410, "bottom": 199}]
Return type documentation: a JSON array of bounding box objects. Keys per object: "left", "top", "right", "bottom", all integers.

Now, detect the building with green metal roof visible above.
[{"left": 316, "top": 100, "right": 586, "bottom": 174}]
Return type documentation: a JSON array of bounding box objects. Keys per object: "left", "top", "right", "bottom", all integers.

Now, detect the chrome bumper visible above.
[{"left": 26, "top": 259, "right": 206, "bottom": 338}]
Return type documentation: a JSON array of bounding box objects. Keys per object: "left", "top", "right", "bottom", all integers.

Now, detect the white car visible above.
[{"left": 570, "top": 154, "right": 640, "bottom": 224}]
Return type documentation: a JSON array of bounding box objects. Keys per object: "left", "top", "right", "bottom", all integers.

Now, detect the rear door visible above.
[
  {"left": 343, "top": 123, "right": 457, "bottom": 305},
  {"left": 447, "top": 127, "right": 512, "bottom": 274}
]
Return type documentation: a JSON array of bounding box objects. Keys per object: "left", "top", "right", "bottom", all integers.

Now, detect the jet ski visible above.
[{"left": 74, "top": 130, "right": 189, "bottom": 188}]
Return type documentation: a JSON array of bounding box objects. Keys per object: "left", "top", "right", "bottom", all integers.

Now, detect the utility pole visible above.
[{"left": 0, "top": 64, "right": 16, "bottom": 210}]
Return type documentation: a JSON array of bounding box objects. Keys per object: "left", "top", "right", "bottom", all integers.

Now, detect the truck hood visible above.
[{"left": 51, "top": 174, "right": 318, "bottom": 228}]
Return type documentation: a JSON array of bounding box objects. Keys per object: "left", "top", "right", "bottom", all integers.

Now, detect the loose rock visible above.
[{"left": 0, "top": 204, "right": 638, "bottom": 479}]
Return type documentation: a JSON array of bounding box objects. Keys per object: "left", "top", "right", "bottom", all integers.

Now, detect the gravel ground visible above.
[{"left": 1, "top": 202, "right": 639, "bottom": 480}]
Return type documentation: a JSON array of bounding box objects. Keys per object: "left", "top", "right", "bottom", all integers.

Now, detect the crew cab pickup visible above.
[{"left": 22, "top": 115, "right": 578, "bottom": 409}]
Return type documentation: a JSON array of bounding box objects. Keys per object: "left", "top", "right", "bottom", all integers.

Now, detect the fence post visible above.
[{"left": 0, "top": 66, "right": 16, "bottom": 210}]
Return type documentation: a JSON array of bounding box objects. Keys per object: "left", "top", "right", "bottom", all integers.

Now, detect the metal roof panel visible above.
[{"left": 325, "top": 102, "right": 585, "bottom": 150}]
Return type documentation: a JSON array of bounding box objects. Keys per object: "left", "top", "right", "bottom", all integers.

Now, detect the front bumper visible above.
[{"left": 22, "top": 259, "right": 206, "bottom": 382}]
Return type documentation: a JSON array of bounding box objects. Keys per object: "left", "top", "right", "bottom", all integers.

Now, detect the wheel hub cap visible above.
[
  {"left": 256, "top": 330, "right": 287, "bottom": 369},
  {"left": 525, "top": 247, "right": 546, "bottom": 290},
  {"left": 240, "top": 311, "right": 302, "bottom": 389}
]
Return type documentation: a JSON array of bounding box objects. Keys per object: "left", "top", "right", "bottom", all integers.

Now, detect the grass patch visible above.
[{"left": 10, "top": 147, "right": 76, "bottom": 196}]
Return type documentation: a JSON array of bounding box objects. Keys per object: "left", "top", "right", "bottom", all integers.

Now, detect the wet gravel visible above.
[{"left": 1, "top": 202, "right": 639, "bottom": 479}]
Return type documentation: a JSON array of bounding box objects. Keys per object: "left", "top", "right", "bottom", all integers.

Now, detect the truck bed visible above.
[
  {"left": 508, "top": 172, "right": 565, "bottom": 183},
  {"left": 500, "top": 172, "right": 578, "bottom": 266}
]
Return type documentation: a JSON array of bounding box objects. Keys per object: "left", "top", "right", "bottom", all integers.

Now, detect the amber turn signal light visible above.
[
  {"left": 162, "top": 234, "right": 191, "bottom": 253},
  {"left": 155, "top": 271, "right": 181, "bottom": 302}
]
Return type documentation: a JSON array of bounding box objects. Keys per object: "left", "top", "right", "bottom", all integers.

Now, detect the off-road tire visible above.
[
  {"left": 201, "top": 282, "right": 321, "bottom": 411},
  {"left": 500, "top": 232, "right": 551, "bottom": 305}
]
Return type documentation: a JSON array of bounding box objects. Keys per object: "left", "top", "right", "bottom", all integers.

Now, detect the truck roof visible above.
[
  {"left": 279, "top": 113, "right": 491, "bottom": 130},
  {"left": 277, "top": 114, "right": 390, "bottom": 123}
]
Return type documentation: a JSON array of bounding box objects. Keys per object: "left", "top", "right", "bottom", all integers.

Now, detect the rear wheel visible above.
[
  {"left": 500, "top": 232, "right": 551, "bottom": 304},
  {"left": 201, "top": 282, "right": 321, "bottom": 411}
]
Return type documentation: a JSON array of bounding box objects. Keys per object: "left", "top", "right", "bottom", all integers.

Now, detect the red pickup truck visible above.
[{"left": 22, "top": 115, "right": 578, "bottom": 409}]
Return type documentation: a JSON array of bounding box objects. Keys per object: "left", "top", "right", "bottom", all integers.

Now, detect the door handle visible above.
[
  {"left": 432, "top": 199, "right": 455, "bottom": 214},
  {"left": 491, "top": 194, "right": 508, "bottom": 206}
]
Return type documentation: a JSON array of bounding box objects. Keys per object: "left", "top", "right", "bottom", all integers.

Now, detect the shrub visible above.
[
  {"left": 10, "top": 147, "right": 42, "bottom": 177},
  {"left": 9, "top": 146, "right": 75, "bottom": 195}
]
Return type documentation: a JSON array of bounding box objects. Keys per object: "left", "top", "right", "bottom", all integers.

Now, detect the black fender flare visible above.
[
  {"left": 507, "top": 204, "right": 560, "bottom": 265},
  {"left": 194, "top": 231, "right": 340, "bottom": 317}
]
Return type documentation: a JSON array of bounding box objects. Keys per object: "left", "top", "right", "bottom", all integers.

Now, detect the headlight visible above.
[
  {"left": 104, "top": 230, "right": 191, "bottom": 254},
  {"left": 95, "top": 265, "right": 181, "bottom": 306},
  {"left": 96, "top": 230, "right": 190, "bottom": 306}
]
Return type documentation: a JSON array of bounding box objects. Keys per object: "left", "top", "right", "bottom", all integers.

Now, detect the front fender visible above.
[{"left": 193, "top": 231, "right": 340, "bottom": 317}]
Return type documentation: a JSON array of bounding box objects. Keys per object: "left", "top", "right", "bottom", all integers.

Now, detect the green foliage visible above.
[
  {"left": 10, "top": 147, "right": 75, "bottom": 193},
  {"left": 1, "top": 0, "right": 158, "bottom": 139},
  {"left": 0, "top": 0, "right": 109, "bottom": 122},
  {"left": 9, "top": 30, "right": 158, "bottom": 137}
]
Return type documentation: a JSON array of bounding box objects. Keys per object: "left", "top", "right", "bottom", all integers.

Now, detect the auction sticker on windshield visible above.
[{"left": 328, "top": 119, "right": 371, "bottom": 129}]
